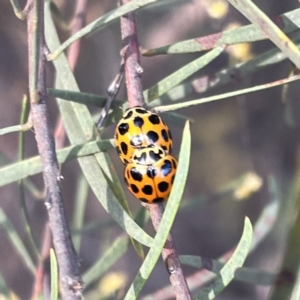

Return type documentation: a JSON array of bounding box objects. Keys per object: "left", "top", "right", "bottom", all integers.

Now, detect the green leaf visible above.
[
  {"left": 45, "top": 2, "right": 153, "bottom": 248},
  {"left": 0, "top": 270, "right": 10, "bottom": 297},
  {"left": 194, "top": 217, "right": 253, "bottom": 299},
  {"left": 47, "top": 0, "right": 159, "bottom": 60},
  {"left": 72, "top": 175, "right": 89, "bottom": 252},
  {"left": 47, "top": 88, "right": 124, "bottom": 108},
  {"left": 124, "top": 121, "right": 191, "bottom": 300},
  {"left": 144, "top": 47, "right": 224, "bottom": 103},
  {"left": 142, "top": 8, "right": 300, "bottom": 55},
  {"left": 0, "top": 139, "right": 114, "bottom": 187},
  {"left": 152, "top": 38, "right": 300, "bottom": 104},
  {"left": 50, "top": 248, "right": 59, "bottom": 300},
  {"left": 0, "top": 207, "right": 35, "bottom": 273},
  {"left": 227, "top": 0, "right": 300, "bottom": 69},
  {"left": 155, "top": 74, "right": 300, "bottom": 113},
  {"left": 179, "top": 255, "right": 274, "bottom": 286}
]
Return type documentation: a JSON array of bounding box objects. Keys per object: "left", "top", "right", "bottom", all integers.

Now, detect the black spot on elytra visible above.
[
  {"left": 136, "top": 108, "right": 148, "bottom": 114},
  {"left": 147, "top": 166, "right": 157, "bottom": 178},
  {"left": 142, "top": 185, "right": 153, "bottom": 195},
  {"left": 131, "top": 168, "right": 143, "bottom": 181},
  {"left": 123, "top": 110, "right": 133, "bottom": 119},
  {"left": 158, "top": 181, "right": 169, "bottom": 192},
  {"left": 168, "top": 130, "right": 173, "bottom": 140},
  {"left": 140, "top": 198, "right": 149, "bottom": 203},
  {"left": 148, "top": 114, "right": 160, "bottom": 125},
  {"left": 134, "top": 116, "right": 144, "bottom": 128},
  {"left": 120, "top": 142, "right": 128, "bottom": 155},
  {"left": 171, "top": 174, "right": 175, "bottom": 184},
  {"left": 162, "top": 145, "right": 168, "bottom": 152},
  {"left": 116, "top": 146, "right": 121, "bottom": 156},
  {"left": 149, "top": 150, "right": 161, "bottom": 162},
  {"left": 172, "top": 159, "right": 177, "bottom": 169},
  {"left": 131, "top": 184, "right": 139, "bottom": 193},
  {"left": 161, "top": 129, "right": 169, "bottom": 142},
  {"left": 123, "top": 158, "right": 129, "bottom": 164},
  {"left": 138, "top": 152, "right": 147, "bottom": 163},
  {"left": 118, "top": 123, "right": 129, "bottom": 135},
  {"left": 153, "top": 197, "right": 164, "bottom": 203},
  {"left": 130, "top": 135, "right": 142, "bottom": 147},
  {"left": 161, "top": 160, "right": 172, "bottom": 177},
  {"left": 147, "top": 131, "right": 159, "bottom": 143}
]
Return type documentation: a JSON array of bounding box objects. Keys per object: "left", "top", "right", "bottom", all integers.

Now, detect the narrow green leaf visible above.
[
  {"left": 0, "top": 139, "right": 114, "bottom": 187},
  {"left": 0, "top": 123, "right": 33, "bottom": 136},
  {"left": 50, "top": 248, "right": 59, "bottom": 300},
  {"left": 47, "top": 0, "right": 158, "bottom": 60},
  {"left": 45, "top": 2, "right": 153, "bottom": 248},
  {"left": 47, "top": 88, "right": 124, "bottom": 108},
  {"left": 144, "top": 47, "right": 224, "bottom": 103},
  {"left": 47, "top": 89, "right": 190, "bottom": 128},
  {"left": 180, "top": 255, "right": 274, "bottom": 286},
  {"left": 142, "top": 8, "right": 300, "bottom": 55},
  {"left": 155, "top": 74, "right": 300, "bottom": 113},
  {"left": 151, "top": 38, "right": 300, "bottom": 105},
  {"left": 0, "top": 207, "right": 35, "bottom": 273},
  {"left": 72, "top": 175, "right": 89, "bottom": 252},
  {"left": 124, "top": 121, "right": 191, "bottom": 300},
  {"left": 227, "top": 0, "right": 300, "bottom": 69},
  {"left": 0, "top": 151, "right": 41, "bottom": 198},
  {"left": 268, "top": 168, "right": 300, "bottom": 300},
  {"left": 0, "top": 271, "right": 10, "bottom": 297},
  {"left": 194, "top": 217, "right": 253, "bottom": 299},
  {"left": 83, "top": 236, "right": 130, "bottom": 287},
  {"left": 291, "top": 267, "right": 300, "bottom": 300}
]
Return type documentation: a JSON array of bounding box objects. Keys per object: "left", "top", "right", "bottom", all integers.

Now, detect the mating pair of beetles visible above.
[{"left": 114, "top": 106, "right": 177, "bottom": 203}]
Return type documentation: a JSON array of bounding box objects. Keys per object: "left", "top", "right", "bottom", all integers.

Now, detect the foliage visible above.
[{"left": 1, "top": 0, "right": 300, "bottom": 299}]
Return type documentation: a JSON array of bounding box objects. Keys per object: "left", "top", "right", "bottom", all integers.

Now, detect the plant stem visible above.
[
  {"left": 27, "top": 1, "right": 83, "bottom": 298},
  {"left": 120, "top": 1, "right": 191, "bottom": 299},
  {"left": 120, "top": 0, "right": 146, "bottom": 108}
]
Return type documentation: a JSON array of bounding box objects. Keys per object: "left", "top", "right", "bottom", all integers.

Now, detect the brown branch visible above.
[
  {"left": 120, "top": 1, "right": 191, "bottom": 299},
  {"left": 148, "top": 204, "right": 192, "bottom": 300},
  {"left": 27, "top": 1, "right": 83, "bottom": 299},
  {"left": 120, "top": 0, "right": 146, "bottom": 108}
]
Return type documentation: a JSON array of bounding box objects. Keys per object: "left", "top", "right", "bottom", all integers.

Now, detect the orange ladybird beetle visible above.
[
  {"left": 114, "top": 106, "right": 173, "bottom": 164},
  {"left": 124, "top": 145, "right": 177, "bottom": 203}
]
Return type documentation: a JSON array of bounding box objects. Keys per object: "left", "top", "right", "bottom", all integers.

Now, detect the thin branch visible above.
[
  {"left": 120, "top": 1, "right": 191, "bottom": 299},
  {"left": 27, "top": 1, "right": 83, "bottom": 299},
  {"left": 96, "top": 59, "right": 125, "bottom": 129},
  {"left": 148, "top": 204, "right": 192, "bottom": 300},
  {"left": 120, "top": 0, "right": 146, "bottom": 107}
]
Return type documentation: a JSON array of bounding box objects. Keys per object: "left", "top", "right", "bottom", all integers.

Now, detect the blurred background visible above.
[{"left": 0, "top": 0, "right": 299, "bottom": 299}]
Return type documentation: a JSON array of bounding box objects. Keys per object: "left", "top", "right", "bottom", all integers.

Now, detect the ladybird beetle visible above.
[
  {"left": 124, "top": 145, "right": 177, "bottom": 203},
  {"left": 114, "top": 106, "right": 173, "bottom": 164}
]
